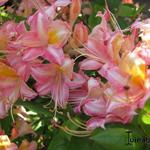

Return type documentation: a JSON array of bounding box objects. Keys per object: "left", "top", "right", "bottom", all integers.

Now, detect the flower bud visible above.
[{"left": 73, "top": 22, "right": 88, "bottom": 46}]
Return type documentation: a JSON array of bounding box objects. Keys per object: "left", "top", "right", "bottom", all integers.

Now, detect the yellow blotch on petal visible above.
[
  {"left": 48, "top": 30, "right": 60, "bottom": 45},
  {"left": 0, "top": 62, "right": 18, "bottom": 78},
  {"left": 119, "top": 53, "right": 147, "bottom": 86}
]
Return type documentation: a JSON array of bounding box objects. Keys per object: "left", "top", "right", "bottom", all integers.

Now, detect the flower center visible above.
[{"left": 48, "top": 30, "right": 60, "bottom": 45}]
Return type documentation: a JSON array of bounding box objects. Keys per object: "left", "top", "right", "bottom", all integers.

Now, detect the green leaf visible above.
[
  {"left": 67, "top": 137, "right": 104, "bottom": 150},
  {"left": 0, "top": 114, "right": 12, "bottom": 134},
  {"left": 91, "top": 128, "right": 142, "bottom": 150},
  {"left": 16, "top": 100, "right": 52, "bottom": 117},
  {"left": 138, "top": 99, "right": 150, "bottom": 136},
  {"left": 88, "top": 4, "right": 102, "bottom": 29},
  {"left": 118, "top": 4, "right": 136, "bottom": 17},
  {"left": 107, "top": 0, "right": 121, "bottom": 12},
  {"left": 48, "top": 134, "right": 69, "bottom": 150},
  {"left": 138, "top": 99, "right": 150, "bottom": 125},
  {"left": 142, "top": 113, "right": 150, "bottom": 125}
]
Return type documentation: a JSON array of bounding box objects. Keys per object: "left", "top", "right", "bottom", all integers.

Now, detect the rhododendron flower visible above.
[
  {"left": 31, "top": 55, "right": 85, "bottom": 108},
  {"left": 71, "top": 22, "right": 88, "bottom": 47},
  {"left": 99, "top": 59, "right": 150, "bottom": 108},
  {"left": 0, "top": 62, "right": 37, "bottom": 118},
  {"left": 17, "top": 6, "right": 71, "bottom": 61},
  {"left": 71, "top": 78, "right": 138, "bottom": 129},
  {"left": 79, "top": 32, "right": 123, "bottom": 70}
]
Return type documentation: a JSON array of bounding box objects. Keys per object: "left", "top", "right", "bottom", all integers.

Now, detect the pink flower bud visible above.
[{"left": 73, "top": 22, "right": 88, "bottom": 46}]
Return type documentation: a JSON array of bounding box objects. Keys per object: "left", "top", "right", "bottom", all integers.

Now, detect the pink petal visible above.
[
  {"left": 85, "top": 37, "right": 109, "bottom": 63},
  {"left": 0, "top": 99, "right": 10, "bottom": 119},
  {"left": 31, "top": 64, "right": 54, "bottom": 82},
  {"left": 66, "top": 72, "right": 86, "bottom": 89},
  {"left": 83, "top": 99, "right": 107, "bottom": 116},
  {"left": 19, "top": 31, "right": 46, "bottom": 47},
  {"left": 35, "top": 82, "right": 52, "bottom": 96},
  {"left": 80, "top": 59, "right": 102, "bottom": 70},
  {"left": 87, "top": 117, "right": 105, "bottom": 129},
  {"left": 20, "top": 82, "right": 37, "bottom": 100},
  {"left": 44, "top": 46, "right": 64, "bottom": 65},
  {"left": 54, "top": 0, "right": 71, "bottom": 7},
  {"left": 22, "top": 48, "right": 45, "bottom": 61},
  {"left": 50, "top": 80, "right": 69, "bottom": 108}
]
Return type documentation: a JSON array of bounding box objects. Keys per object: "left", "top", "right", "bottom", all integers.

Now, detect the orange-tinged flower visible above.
[{"left": 119, "top": 53, "right": 147, "bottom": 87}]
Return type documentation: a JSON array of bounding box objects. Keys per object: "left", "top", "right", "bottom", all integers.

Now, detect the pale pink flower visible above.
[
  {"left": 17, "top": 6, "right": 71, "bottom": 62},
  {"left": 0, "top": 62, "right": 37, "bottom": 118},
  {"left": 31, "top": 55, "right": 85, "bottom": 108}
]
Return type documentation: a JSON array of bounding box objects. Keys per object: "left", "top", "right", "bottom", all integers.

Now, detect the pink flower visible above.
[
  {"left": 72, "top": 22, "right": 88, "bottom": 47},
  {"left": 31, "top": 55, "right": 85, "bottom": 108},
  {"left": 17, "top": 6, "right": 71, "bottom": 61},
  {"left": 0, "top": 62, "right": 37, "bottom": 118}
]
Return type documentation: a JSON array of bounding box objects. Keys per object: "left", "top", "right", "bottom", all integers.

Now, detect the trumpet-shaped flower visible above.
[
  {"left": 0, "top": 62, "right": 37, "bottom": 118},
  {"left": 31, "top": 55, "right": 85, "bottom": 108},
  {"left": 17, "top": 6, "right": 71, "bottom": 61}
]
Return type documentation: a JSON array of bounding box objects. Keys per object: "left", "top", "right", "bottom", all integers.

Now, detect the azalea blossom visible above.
[
  {"left": 16, "top": 6, "right": 71, "bottom": 62},
  {"left": 0, "top": 62, "right": 37, "bottom": 118},
  {"left": 31, "top": 54, "right": 85, "bottom": 108}
]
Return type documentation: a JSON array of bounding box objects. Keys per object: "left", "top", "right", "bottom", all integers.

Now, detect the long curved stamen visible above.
[
  {"left": 57, "top": 124, "right": 92, "bottom": 137},
  {"left": 43, "top": 99, "right": 52, "bottom": 108},
  {"left": 10, "top": 103, "right": 15, "bottom": 123},
  {"left": 67, "top": 112, "right": 87, "bottom": 130},
  {"left": 72, "top": 43, "right": 105, "bottom": 63}
]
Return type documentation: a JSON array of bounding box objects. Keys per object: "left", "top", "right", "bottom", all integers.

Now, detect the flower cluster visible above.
[{"left": 0, "top": 0, "right": 150, "bottom": 138}]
